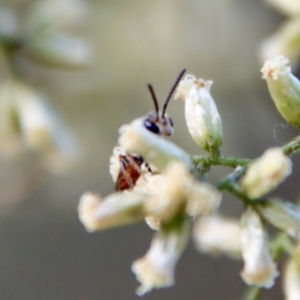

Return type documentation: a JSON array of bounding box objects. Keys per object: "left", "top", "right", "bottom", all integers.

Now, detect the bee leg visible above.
[
  {"left": 126, "top": 156, "right": 143, "bottom": 175},
  {"left": 116, "top": 158, "right": 134, "bottom": 191}
]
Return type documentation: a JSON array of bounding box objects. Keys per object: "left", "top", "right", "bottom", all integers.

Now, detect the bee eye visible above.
[
  {"left": 133, "top": 154, "right": 144, "bottom": 165},
  {"left": 144, "top": 119, "right": 160, "bottom": 134},
  {"left": 169, "top": 117, "right": 174, "bottom": 127}
]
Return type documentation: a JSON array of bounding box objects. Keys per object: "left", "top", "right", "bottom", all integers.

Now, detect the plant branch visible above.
[
  {"left": 192, "top": 155, "right": 253, "bottom": 169},
  {"left": 192, "top": 134, "right": 300, "bottom": 172},
  {"left": 282, "top": 135, "right": 300, "bottom": 156},
  {"left": 244, "top": 286, "right": 262, "bottom": 300}
]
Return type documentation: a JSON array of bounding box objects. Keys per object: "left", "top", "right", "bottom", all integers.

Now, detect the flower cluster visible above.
[
  {"left": 79, "top": 60, "right": 300, "bottom": 298},
  {"left": 78, "top": 110, "right": 222, "bottom": 294}
]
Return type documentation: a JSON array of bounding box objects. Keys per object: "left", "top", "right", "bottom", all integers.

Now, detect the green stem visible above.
[
  {"left": 192, "top": 134, "right": 300, "bottom": 171},
  {"left": 244, "top": 286, "right": 262, "bottom": 300},
  {"left": 192, "top": 155, "right": 253, "bottom": 169},
  {"left": 0, "top": 32, "right": 24, "bottom": 78},
  {"left": 270, "top": 233, "right": 294, "bottom": 260},
  {"left": 282, "top": 135, "right": 300, "bottom": 156}
]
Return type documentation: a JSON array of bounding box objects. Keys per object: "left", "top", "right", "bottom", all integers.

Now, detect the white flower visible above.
[
  {"left": 26, "top": 0, "right": 88, "bottom": 32},
  {"left": 131, "top": 221, "right": 190, "bottom": 296},
  {"left": 258, "top": 199, "right": 300, "bottom": 240},
  {"left": 264, "top": 0, "right": 300, "bottom": 17},
  {"left": 118, "top": 118, "right": 193, "bottom": 172},
  {"left": 186, "top": 182, "right": 221, "bottom": 218},
  {"left": 193, "top": 215, "right": 242, "bottom": 259},
  {"left": 260, "top": 19, "right": 300, "bottom": 66},
  {"left": 283, "top": 245, "right": 300, "bottom": 300},
  {"left": 78, "top": 192, "right": 146, "bottom": 232},
  {"left": 23, "top": 0, "right": 91, "bottom": 70},
  {"left": 0, "top": 79, "right": 77, "bottom": 171},
  {"left": 241, "top": 147, "right": 292, "bottom": 199},
  {"left": 175, "top": 74, "right": 223, "bottom": 155},
  {"left": 261, "top": 55, "right": 300, "bottom": 129},
  {"left": 240, "top": 207, "right": 279, "bottom": 288},
  {"left": 144, "top": 162, "right": 221, "bottom": 224},
  {"left": 143, "top": 162, "right": 192, "bottom": 223}
]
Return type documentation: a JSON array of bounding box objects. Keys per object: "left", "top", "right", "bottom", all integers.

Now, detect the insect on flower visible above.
[
  {"left": 115, "top": 153, "right": 149, "bottom": 191},
  {"left": 113, "top": 69, "right": 186, "bottom": 191}
]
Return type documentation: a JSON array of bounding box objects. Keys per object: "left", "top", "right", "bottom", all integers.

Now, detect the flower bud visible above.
[
  {"left": 26, "top": 0, "right": 87, "bottom": 32},
  {"left": 131, "top": 221, "right": 190, "bottom": 295},
  {"left": 78, "top": 192, "right": 146, "bottom": 232},
  {"left": 0, "top": 79, "right": 77, "bottom": 171},
  {"left": 175, "top": 75, "right": 223, "bottom": 155},
  {"left": 241, "top": 147, "right": 292, "bottom": 199},
  {"left": 24, "top": 33, "right": 90, "bottom": 70},
  {"left": 258, "top": 199, "right": 300, "bottom": 240},
  {"left": 283, "top": 245, "right": 300, "bottom": 300},
  {"left": 240, "top": 207, "right": 279, "bottom": 288},
  {"left": 193, "top": 215, "right": 242, "bottom": 259},
  {"left": 261, "top": 55, "right": 300, "bottom": 129},
  {"left": 260, "top": 19, "right": 300, "bottom": 66},
  {"left": 264, "top": 0, "right": 300, "bottom": 16},
  {"left": 118, "top": 119, "right": 193, "bottom": 172},
  {"left": 15, "top": 81, "right": 77, "bottom": 172}
]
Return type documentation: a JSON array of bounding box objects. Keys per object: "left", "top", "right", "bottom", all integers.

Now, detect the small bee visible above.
[
  {"left": 111, "top": 69, "right": 186, "bottom": 191},
  {"left": 109, "top": 146, "right": 152, "bottom": 191},
  {"left": 115, "top": 152, "right": 148, "bottom": 191}
]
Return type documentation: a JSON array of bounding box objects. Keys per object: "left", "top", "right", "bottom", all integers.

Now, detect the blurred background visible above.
[{"left": 0, "top": 0, "right": 299, "bottom": 299}]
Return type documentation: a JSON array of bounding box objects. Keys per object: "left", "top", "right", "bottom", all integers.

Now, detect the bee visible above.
[
  {"left": 111, "top": 69, "right": 186, "bottom": 191},
  {"left": 115, "top": 152, "right": 148, "bottom": 191}
]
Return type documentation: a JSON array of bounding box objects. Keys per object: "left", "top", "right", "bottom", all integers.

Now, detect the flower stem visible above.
[
  {"left": 192, "top": 155, "right": 253, "bottom": 169},
  {"left": 244, "top": 286, "right": 262, "bottom": 300},
  {"left": 282, "top": 135, "right": 300, "bottom": 156}
]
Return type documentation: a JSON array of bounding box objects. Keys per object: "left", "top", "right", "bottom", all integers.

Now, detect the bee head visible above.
[
  {"left": 144, "top": 69, "right": 185, "bottom": 137},
  {"left": 144, "top": 111, "right": 174, "bottom": 137}
]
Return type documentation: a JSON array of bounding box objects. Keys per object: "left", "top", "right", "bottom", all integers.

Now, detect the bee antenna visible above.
[
  {"left": 147, "top": 84, "right": 159, "bottom": 119},
  {"left": 162, "top": 69, "right": 186, "bottom": 118}
]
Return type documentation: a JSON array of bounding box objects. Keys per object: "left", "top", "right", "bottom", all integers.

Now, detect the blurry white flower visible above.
[
  {"left": 240, "top": 207, "right": 279, "bottom": 288},
  {"left": 144, "top": 162, "right": 192, "bottom": 223},
  {"left": 118, "top": 118, "right": 193, "bottom": 172},
  {"left": 0, "top": 79, "right": 78, "bottom": 172},
  {"left": 22, "top": 0, "right": 91, "bottom": 70},
  {"left": 261, "top": 0, "right": 300, "bottom": 65},
  {"left": 258, "top": 199, "right": 300, "bottom": 240},
  {"left": 283, "top": 245, "right": 300, "bottom": 300},
  {"left": 132, "top": 221, "right": 190, "bottom": 296},
  {"left": 186, "top": 182, "right": 222, "bottom": 218},
  {"left": 24, "top": 33, "right": 91, "bottom": 70},
  {"left": 260, "top": 19, "right": 300, "bottom": 65},
  {"left": 241, "top": 147, "right": 292, "bottom": 199},
  {"left": 78, "top": 192, "right": 146, "bottom": 232},
  {"left": 144, "top": 162, "right": 221, "bottom": 224},
  {"left": 175, "top": 74, "right": 223, "bottom": 155},
  {"left": 26, "top": 0, "right": 88, "bottom": 32},
  {"left": 193, "top": 215, "right": 242, "bottom": 259},
  {"left": 264, "top": 0, "right": 300, "bottom": 17},
  {"left": 261, "top": 55, "right": 300, "bottom": 129}
]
